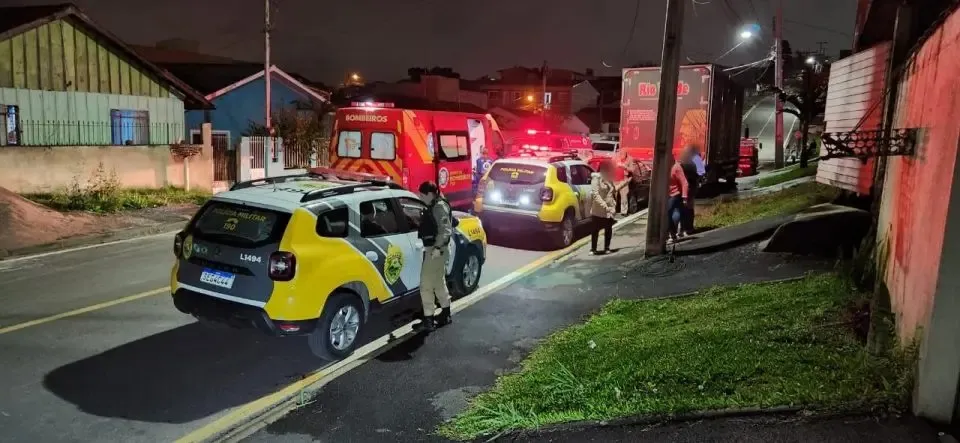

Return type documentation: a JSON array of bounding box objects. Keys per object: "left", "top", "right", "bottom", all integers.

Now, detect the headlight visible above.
[
  {"left": 489, "top": 191, "right": 502, "bottom": 203},
  {"left": 518, "top": 195, "right": 531, "bottom": 206}
]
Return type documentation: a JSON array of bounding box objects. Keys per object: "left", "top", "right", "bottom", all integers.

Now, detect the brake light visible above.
[
  {"left": 173, "top": 233, "right": 184, "bottom": 257},
  {"left": 540, "top": 187, "right": 554, "bottom": 202},
  {"left": 268, "top": 252, "right": 297, "bottom": 281}
]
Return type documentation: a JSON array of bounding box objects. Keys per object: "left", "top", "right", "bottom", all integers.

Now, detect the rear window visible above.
[
  {"left": 488, "top": 163, "right": 547, "bottom": 185},
  {"left": 592, "top": 142, "right": 616, "bottom": 152},
  {"left": 191, "top": 202, "right": 290, "bottom": 246}
]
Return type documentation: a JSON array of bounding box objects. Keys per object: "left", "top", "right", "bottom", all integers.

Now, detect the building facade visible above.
[{"left": 0, "top": 5, "right": 208, "bottom": 147}]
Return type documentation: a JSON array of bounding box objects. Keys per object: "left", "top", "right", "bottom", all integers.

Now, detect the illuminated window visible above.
[
  {"left": 337, "top": 130, "right": 362, "bottom": 158},
  {"left": 370, "top": 132, "right": 396, "bottom": 160}
]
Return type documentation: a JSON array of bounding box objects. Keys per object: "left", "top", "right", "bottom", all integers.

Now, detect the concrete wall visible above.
[
  {"left": 875, "top": 5, "right": 960, "bottom": 424},
  {"left": 0, "top": 125, "right": 214, "bottom": 193}
]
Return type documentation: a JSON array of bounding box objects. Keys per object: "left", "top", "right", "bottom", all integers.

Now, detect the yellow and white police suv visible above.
[{"left": 170, "top": 171, "right": 487, "bottom": 361}]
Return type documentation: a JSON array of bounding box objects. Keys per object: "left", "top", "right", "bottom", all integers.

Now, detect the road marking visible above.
[
  {"left": 176, "top": 210, "right": 649, "bottom": 443},
  {"left": 0, "top": 231, "right": 178, "bottom": 264},
  {"left": 0, "top": 287, "right": 169, "bottom": 335},
  {"left": 741, "top": 95, "right": 770, "bottom": 122},
  {"left": 757, "top": 106, "right": 776, "bottom": 137}
]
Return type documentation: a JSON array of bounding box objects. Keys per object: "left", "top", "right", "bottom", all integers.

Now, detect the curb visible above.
[
  {"left": 482, "top": 408, "right": 904, "bottom": 441},
  {"left": 180, "top": 210, "right": 651, "bottom": 443},
  {"left": 0, "top": 220, "right": 186, "bottom": 261}
]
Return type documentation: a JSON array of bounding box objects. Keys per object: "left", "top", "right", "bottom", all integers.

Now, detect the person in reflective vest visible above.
[{"left": 416, "top": 181, "right": 455, "bottom": 331}]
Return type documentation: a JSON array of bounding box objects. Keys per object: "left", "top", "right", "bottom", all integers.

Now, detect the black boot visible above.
[
  {"left": 436, "top": 307, "right": 452, "bottom": 327},
  {"left": 415, "top": 316, "right": 436, "bottom": 332}
]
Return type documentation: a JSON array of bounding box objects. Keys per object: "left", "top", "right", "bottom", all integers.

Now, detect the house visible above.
[
  {"left": 472, "top": 66, "right": 584, "bottom": 115},
  {"left": 0, "top": 4, "right": 210, "bottom": 147},
  {"left": 130, "top": 46, "right": 330, "bottom": 150},
  {"left": 816, "top": 0, "right": 960, "bottom": 425},
  {"left": 361, "top": 74, "right": 489, "bottom": 111}
]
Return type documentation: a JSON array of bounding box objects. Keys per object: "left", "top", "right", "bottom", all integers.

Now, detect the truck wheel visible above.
[
  {"left": 553, "top": 213, "right": 575, "bottom": 249},
  {"left": 450, "top": 245, "right": 482, "bottom": 298},
  {"left": 308, "top": 292, "right": 364, "bottom": 361}
]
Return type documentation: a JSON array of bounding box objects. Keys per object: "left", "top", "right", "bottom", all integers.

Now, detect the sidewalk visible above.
[{"left": 247, "top": 216, "right": 841, "bottom": 442}]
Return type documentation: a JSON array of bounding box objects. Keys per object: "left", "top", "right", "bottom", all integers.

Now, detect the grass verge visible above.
[
  {"left": 757, "top": 162, "right": 819, "bottom": 187},
  {"left": 438, "top": 274, "right": 915, "bottom": 440},
  {"left": 696, "top": 182, "right": 838, "bottom": 230},
  {"left": 27, "top": 186, "right": 210, "bottom": 214}
]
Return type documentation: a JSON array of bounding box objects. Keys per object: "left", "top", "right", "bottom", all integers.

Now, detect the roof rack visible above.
[
  {"left": 230, "top": 173, "right": 324, "bottom": 191},
  {"left": 300, "top": 167, "right": 401, "bottom": 203}
]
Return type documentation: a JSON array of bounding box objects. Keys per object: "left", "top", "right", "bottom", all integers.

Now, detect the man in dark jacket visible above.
[{"left": 679, "top": 145, "right": 703, "bottom": 237}]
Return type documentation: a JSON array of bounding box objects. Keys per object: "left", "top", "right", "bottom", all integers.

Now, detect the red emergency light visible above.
[
  {"left": 350, "top": 101, "right": 395, "bottom": 108},
  {"left": 526, "top": 129, "right": 551, "bottom": 135},
  {"left": 309, "top": 167, "right": 392, "bottom": 183}
]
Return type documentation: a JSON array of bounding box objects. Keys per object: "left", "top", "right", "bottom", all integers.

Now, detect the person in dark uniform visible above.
[
  {"left": 415, "top": 181, "right": 454, "bottom": 331},
  {"left": 678, "top": 144, "right": 703, "bottom": 237}
]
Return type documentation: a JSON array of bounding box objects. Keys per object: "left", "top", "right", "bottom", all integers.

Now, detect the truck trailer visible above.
[{"left": 619, "top": 64, "right": 744, "bottom": 184}]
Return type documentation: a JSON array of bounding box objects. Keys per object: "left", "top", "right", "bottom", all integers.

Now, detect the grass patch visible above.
[
  {"left": 696, "top": 182, "right": 839, "bottom": 229},
  {"left": 757, "top": 162, "right": 819, "bottom": 187},
  {"left": 27, "top": 186, "right": 209, "bottom": 214},
  {"left": 439, "top": 274, "right": 915, "bottom": 440}
]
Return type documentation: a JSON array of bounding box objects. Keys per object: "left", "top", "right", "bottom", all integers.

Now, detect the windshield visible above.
[
  {"left": 487, "top": 163, "right": 547, "bottom": 185},
  {"left": 191, "top": 202, "right": 290, "bottom": 246},
  {"left": 592, "top": 142, "right": 616, "bottom": 152}
]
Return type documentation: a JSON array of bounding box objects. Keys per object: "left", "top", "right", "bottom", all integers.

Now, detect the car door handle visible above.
[{"left": 365, "top": 251, "right": 379, "bottom": 261}]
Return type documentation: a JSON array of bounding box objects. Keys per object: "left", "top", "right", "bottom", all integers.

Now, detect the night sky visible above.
[{"left": 8, "top": 0, "right": 855, "bottom": 84}]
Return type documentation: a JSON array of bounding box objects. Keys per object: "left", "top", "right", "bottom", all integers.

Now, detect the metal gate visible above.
[{"left": 212, "top": 133, "right": 236, "bottom": 182}]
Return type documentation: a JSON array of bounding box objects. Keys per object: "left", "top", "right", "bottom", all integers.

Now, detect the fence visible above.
[{"left": 7, "top": 120, "right": 184, "bottom": 146}]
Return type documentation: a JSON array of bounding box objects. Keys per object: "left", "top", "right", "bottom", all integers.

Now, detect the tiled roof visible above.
[{"left": 129, "top": 44, "right": 243, "bottom": 64}]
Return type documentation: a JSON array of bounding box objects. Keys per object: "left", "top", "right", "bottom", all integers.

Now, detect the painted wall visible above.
[
  {"left": 817, "top": 43, "right": 889, "bottom": 194},
  {"left": 184, "top": 76, "right": 314, "bottom": 148},
  {"left": 0, "top": 87, "right": 184, "bottom": 145},
  {"left": 0, "top": 18, "right": 174, "bottom": 97},
  {"left": 877, "top": 8, "right": 960, "bottom": 341},
  {"left": 0, "top": 143, "right": 214, "bottom": 193}
]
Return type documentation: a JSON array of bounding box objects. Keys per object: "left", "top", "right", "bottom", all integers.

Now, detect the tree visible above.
[
  {"left": 775, "top": 56, "right": 829, "bottom": 168},
  {"left": 244, "top": 100, "right": 334, "bottom": 165}
]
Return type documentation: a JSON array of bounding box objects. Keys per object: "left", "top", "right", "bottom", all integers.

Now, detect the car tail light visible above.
[
  {"left": 173, "top": 233, "right": 184, "bottom": 257},
  {"left": 268, "top": 252, "right": 297, "bottom": 281},
  {"left": 540, "top": 187, "right": 554, "bottom": 202}
]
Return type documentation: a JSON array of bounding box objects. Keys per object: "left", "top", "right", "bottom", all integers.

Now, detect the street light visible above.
[
  {"left": 350, "top": 72, "right": 361, "bottom": 81},
  {"left": 716, "top": 26, "right": 758, "bottom": 61},
  {"left": 525, "top": 94, "right": 534, "bottom": 102},
  {"left": 740, "top": 30, "right": 754, "bottom": 40},
  {"left": 805, "top": 56, "right": 817, "bottom": 65}
]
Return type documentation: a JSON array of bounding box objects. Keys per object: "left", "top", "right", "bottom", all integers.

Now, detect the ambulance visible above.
[
  {"left": 328, "top": 102, "right": 507, "bottom": 210},
  {"left": 504, "top": 129, "right": 593, "bottom": 158}
]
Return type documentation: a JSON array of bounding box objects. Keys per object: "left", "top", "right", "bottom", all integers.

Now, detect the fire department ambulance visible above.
[{"left": 328, "top": 102, "right": 507, "bottom": 210}]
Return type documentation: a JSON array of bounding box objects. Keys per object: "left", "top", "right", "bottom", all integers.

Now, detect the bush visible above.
[{"left": 26, "top": 162, "right": 210, "bottom": 213}]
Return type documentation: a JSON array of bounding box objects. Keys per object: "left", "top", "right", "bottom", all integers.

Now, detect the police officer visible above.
[
  {"left": 473, "top": 147, "right": 493, "bottom": 198},
  {"left": 416, "top": 181, "right": 454, "bottom": 331}
]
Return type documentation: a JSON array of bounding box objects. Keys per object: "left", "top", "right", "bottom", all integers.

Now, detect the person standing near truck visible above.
[
  {"left": 679, "top": 145, "right": 704, "bottom": 236},
  {"left": 416, "top": 181, "right": 454, "bottom": 331},
  {"left": 667, "top": 158, "right": 690, "bottom": 243}
]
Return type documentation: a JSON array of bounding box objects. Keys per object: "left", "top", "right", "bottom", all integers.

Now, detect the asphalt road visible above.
[
  {"left": 742, "top": 95, "right": 799, "bottom": 164},
  {"left": 0, "top": 233, "right": 549, "bottom": 443}
]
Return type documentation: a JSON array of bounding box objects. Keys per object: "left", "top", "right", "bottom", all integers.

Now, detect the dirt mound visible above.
[{"left": 0, "top": 187, "right": 115, "bottom": 252}]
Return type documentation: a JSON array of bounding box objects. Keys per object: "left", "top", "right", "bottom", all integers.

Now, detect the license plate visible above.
[{"left": 199, "top": 268, "right": 235, "bottom": 289}]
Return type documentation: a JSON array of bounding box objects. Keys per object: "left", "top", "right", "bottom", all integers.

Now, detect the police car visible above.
[
  {"left": 170, "top": 169, "right": 487, "bottom": 361},
  {"left": 474, "top": 153, "right": 597, "bottom": 249}
]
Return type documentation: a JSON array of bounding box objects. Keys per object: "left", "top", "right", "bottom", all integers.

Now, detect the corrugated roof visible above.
[{"left": 158, "top": 63, "right": 265, "bottom": 95}]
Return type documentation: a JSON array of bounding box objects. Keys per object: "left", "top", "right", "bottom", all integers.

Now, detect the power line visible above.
[{"left": 608, "top": 0, "right": 643, "bottom": 67}]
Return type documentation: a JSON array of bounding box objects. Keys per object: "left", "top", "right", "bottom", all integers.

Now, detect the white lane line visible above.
[
  {"left": 741, "top": 95, "right": 770, "bottom": 122},
  {"left": 0, "top": 231, "right": 179, "bottom": 264},
  {"left": 757, "top": 106, "right": 776, "bottom": 137}
]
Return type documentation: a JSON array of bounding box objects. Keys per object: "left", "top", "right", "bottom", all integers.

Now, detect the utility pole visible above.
[
  {"left": 541, "top": 60, "right": 548, "bottom": 125},
  {"left": 644, "top": 0, "right": 686, "bottom": 257},
  {"left": 264, "top": 0, "right": 274, "bottom": 160},
  {"left": 773, "top": 0, "right": 784, "bottom": 169}
]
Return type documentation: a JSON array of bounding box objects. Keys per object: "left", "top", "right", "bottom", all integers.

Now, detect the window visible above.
[
  {"left": 592, "top": 142, "right": 617, "bottom": 152},
  {"left": 359, "top": 199, "right": 402, "bottom": 237},
  {"left": 370, "top": 132, "right": 397, "bottom": 160},
  {"left": 437, "top": 132, "right": 469, "bottom": 161},
  {"left": 488, "top": 162, "right": 547, "bottom": 185},
  {"left": 337, "top": 130, "right": 362, "bottom": 158},
  {"left": 512, "top": 91, "right": 522, "bottom": 102},
  {"left": 570, "top": 164, "right": 593, "bottom": 185},
  {"left": 1, "top": 104, "right": 20, "bottom": 146},
  {"left": 316, "top": 207, "right": 349, "bottom": 238},
  {"left": 552, "top": 163, "right": 568, "bottom": 183},
  {"left": 488, "top": 91, "right": 502, "bottom": 104},
  {"left": 398, "top": 197, "right": 427, "bottom": 233},
  {"left": 544, "top": 92, "right": 553, "bottom": 109},
  {"left": 110, "top": 109, "right": 149, "bottom": 145},
  {"left": 191, "top": 202, "right": 290, "bottom": 246}
]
